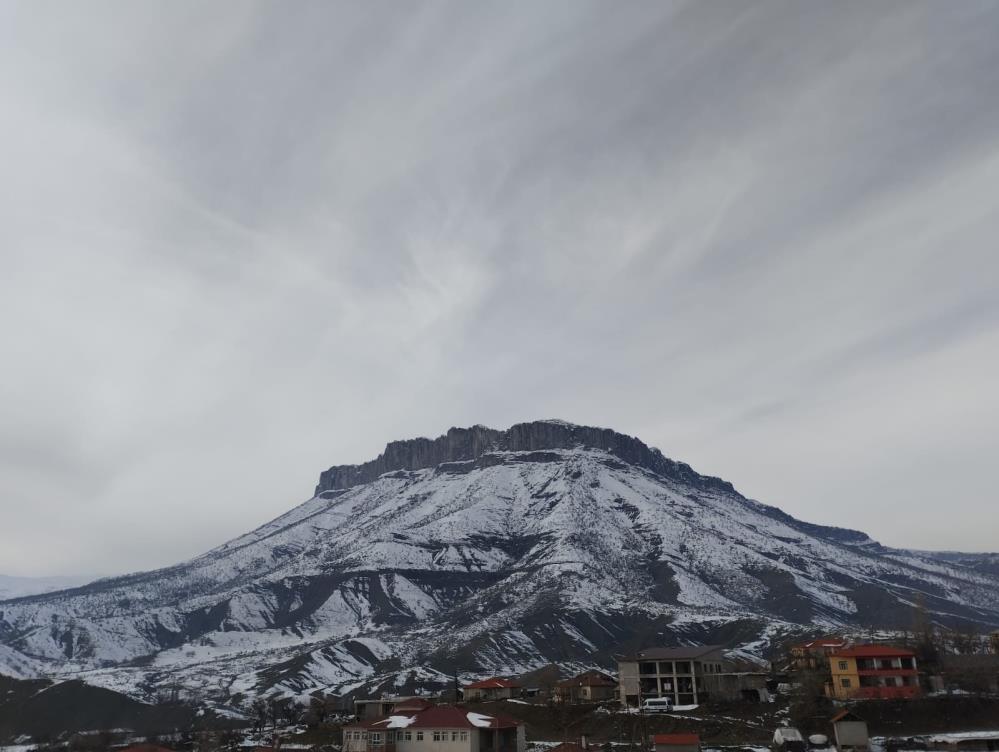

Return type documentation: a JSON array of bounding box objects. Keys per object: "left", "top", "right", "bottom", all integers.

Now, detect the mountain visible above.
[
  {"left": 0, "top": 574, "right": 97, "bottom": 601},
  {"left": 1, "top": 420, "right": 997, "bottom": 709}
]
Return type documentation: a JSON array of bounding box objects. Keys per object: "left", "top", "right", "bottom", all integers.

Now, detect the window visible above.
[
  {"left": 838, "top": 661, "right": 848, "bottom": 670},
  {"left": 416, "top": 732, "right": 424, "bottom": 742},
  {"left": 657, "top": 661, "right": 674, "bottom": 674},
  {"left": 452, "top": 732, "right": 459, "bottom": 742},
  {"left": 404, "top": 731, "right": 412, "bottom": 741},
  {"left": 387, "top": 733, "right": 395, "bottom": 742},
  {"left": 370, "top": 733, "right": 383, "bottom": 746},
  {"left": 460, "top": 732, "right": 468, "bottom": 741},
  {"left": 675, "top": 661, "right": 691, "bottom": 674},
  {"left": 433, "top": 732, "right": 442, "bottom": 742},
  {"left": 841, "top": 678, "right": 851, "bottom": 688},
  {"left": 639, "top": 662, "right": 657, "bottom": 674}
]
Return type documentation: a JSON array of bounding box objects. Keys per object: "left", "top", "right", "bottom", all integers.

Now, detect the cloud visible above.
[{"left": 1, "top": 0, "right": 997, "bottom": 575}]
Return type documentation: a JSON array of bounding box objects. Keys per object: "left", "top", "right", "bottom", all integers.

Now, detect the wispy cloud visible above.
[{"left": 1, "top": 0, "right": 997, "bottom": 575}]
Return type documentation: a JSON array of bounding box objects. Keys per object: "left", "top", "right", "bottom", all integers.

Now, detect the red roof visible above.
[
  {"left": 830, "top": 645, "right": 915, "bottom": 658},
  {"left": 465, "top": 677, "right": 521, "bottom": 689},
  {"left": 654, "top": 735, "right": 701, "bottom": 746},
  {"left": 348, "top": 706, "right": 521, "bottom": 730}
]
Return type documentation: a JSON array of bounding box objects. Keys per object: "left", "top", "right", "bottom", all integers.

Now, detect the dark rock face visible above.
[{"left": 316, "top": 420, "right": 736, "bottom": 496}]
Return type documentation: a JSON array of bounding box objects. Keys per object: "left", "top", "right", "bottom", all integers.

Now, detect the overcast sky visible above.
[{"left": 2, "top": 1, "right": 998, "bottom": 578}]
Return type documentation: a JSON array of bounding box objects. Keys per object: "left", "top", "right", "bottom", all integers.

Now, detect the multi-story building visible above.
[
  {"left": 342, "top": 706, "right": 525, "bottom": 752},
  {"left": 827, "top": 646, "right": 920, "bottom": 700},
  {"left": 617, "top": 646, "right": 727, "bottom": 706}
]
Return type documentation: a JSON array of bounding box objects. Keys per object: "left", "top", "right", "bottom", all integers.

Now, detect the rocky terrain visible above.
[{"left": 1, "top": 420, "right": 997, "bottom": 708}]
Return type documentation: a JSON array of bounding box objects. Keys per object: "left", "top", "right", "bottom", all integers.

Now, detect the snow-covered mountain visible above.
[{"left": 1, "top": 420, "right": 997, "bottom": 706}]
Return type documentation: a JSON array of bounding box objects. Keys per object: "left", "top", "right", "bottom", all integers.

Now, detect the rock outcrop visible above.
[{"left": 316, "top": 419, "right": 734, "bottom": 495}]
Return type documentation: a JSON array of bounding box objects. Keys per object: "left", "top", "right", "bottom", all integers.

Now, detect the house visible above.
[
  {"left": 653, "top": 734, "right": 701, "bottom": 752},
  {"left": 617, "top": 645, "right": 727, "bottom": 706},
  {"left": 827, "top": 646, "right": 920, "bottom": 700},
  {"left": 356, "top": 696, "right": 439, "bottom": 720},
  {"left": 342, "top": 705, "right": 525, "bottom": 752},
  {"left": 831, "top": 710, "right": 869, "bottom": 752},
  {"left": 789, "top": 637, "right": 849, "bottom": 671},
  {"left": 464, "top": 678, "right": 522, "bottom": 702},
  {"left": 553, "top": 671, "right": 617, "bottom": 703}
]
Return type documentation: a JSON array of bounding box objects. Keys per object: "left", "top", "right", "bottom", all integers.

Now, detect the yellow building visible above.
[{"left": 827, "top": 646, "right": 920, "bottom": 700}]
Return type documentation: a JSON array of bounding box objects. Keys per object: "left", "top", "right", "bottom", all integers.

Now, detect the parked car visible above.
[{"left": 641, "top": 697, "right": 674, "bottom": 713}]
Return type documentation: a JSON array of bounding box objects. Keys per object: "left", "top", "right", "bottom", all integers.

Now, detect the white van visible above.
[{"left": 641, "top": 697, "right": 674, "bottom": 713}]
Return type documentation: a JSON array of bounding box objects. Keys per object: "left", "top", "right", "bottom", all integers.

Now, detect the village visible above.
[{"left": 12, "top": 630, "right": 997, "bottom": 752}]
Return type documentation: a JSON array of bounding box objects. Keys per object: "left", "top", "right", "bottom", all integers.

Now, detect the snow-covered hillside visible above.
[{"left": 1, "top": 420, "right": 997, "bottom": 706}]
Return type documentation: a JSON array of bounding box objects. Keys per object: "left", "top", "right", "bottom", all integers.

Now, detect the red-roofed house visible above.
[
  {"left": 342, "top": 705, "right": 525, "bottom": 752},
  {"left": 464, "top": 677, "right": 522, "bottom": 702},
  {"left": 654, "top": 734, "right": 701, "bottom": 752},
  {"left": 827, "top": 646, "right": 920, "bottom": 700}
]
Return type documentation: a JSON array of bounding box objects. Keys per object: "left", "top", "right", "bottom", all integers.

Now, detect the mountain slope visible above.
[{"left": 1, "top": 420, "right": 997, "bottom": 706}]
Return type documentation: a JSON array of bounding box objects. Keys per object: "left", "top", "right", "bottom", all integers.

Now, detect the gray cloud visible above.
[{"left": 1, "top": 0, "right": 997, "bottom": 576}]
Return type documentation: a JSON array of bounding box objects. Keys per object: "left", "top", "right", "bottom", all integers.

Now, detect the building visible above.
[
  {"left": 342, "top": 706, "right": 525, "bottom": 752},
  {"left": 827, "top": 646, "right": 920, "bottom": 700},
  {"left": 617, "top": 646, "right": 727, "bottom": 706},
  {"left": 356, "top": 697, "right": 437, "bottom": 720},
  {"left": 789, "top": 637, "right": 849, "bottom": 671},
  {"left": 653, "top": 734, "right": 701, "bottom": 752},
  {"left": 553, "top": 671, "right": 617, "bottom": 703},
  {"left": 831, "top": 710, "right": 869, "bottom": 752},
  {"left": 464, "top": 678, "right": 522, "bottom": 702}
]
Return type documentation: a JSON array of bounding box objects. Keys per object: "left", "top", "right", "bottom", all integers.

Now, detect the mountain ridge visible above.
[{"left": 1, "top": 419, "right": 997, "bottom": 708}]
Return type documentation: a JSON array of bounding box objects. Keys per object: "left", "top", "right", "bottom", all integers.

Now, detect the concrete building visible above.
[
  {"left": 342, "top": 706, "right": 525, "bottom": 752},
  {"left": 827, "top": 646, "right": 920, "bottom": 700},
  {"left": 617, "top": 646, "right": 726, "bottom": 706}
]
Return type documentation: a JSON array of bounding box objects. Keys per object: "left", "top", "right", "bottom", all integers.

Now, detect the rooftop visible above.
[
  {"left": 622, "top": 645, "right": 725, "bottom": 661},
  {"left": 347, "top": 706, "right": 521, "bottom": 731},
  {"left": 830, "top": 645, "right": 915, "bottom": 658},
  {"left": 465, "top": 677, "right": 522, "bottom": 689},
  {"left": 654, "top": 735, "right": 701, "bottom": 745}
]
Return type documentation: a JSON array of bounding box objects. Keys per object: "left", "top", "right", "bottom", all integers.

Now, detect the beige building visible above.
[
  {"left": 342, "top": 706, "right": 525, "bottom": 752},
  {"left": 618, "top": 645, "right": 727, "bottom": 706}
]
